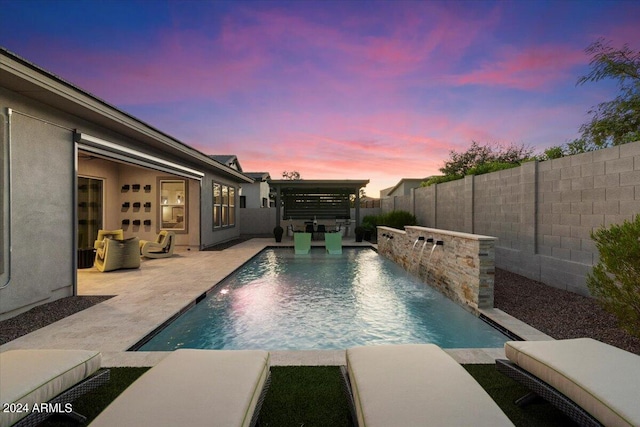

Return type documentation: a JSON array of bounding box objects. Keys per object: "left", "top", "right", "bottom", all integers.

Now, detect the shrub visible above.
[
  {"left": 587, "top": 214, "right": 640, "bottom": 338},
  {"left": 421, "top": 174, "right": 463, "bottom": 187},
  {"left": 466, "top": 161, "right": 520, "bottom": 176},
  {"left": 378, "top": 210, "right": 417, "bottom": 230}
]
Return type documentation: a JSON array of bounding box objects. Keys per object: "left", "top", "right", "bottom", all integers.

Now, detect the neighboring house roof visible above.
[
  {"left": 383, "top": 178, "right": 429, "bottom": 197},
  {"left": 0, "top": 47, "right": 252, "bottom": 183},
  {"left": 209, "top": 155, "right": 243, "bottom": 172},
  {"left": 244, "top": 172, "right": 271, "bottom": 181}
]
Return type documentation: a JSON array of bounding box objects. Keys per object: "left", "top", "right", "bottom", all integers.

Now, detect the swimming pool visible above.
[{"left": 138, "top": 248, "right": 508, "bottom": 351}]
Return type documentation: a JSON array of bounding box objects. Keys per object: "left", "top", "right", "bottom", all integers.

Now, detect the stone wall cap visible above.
[{"left": 403, "top": 226, "right": 498, "bottom": 241}]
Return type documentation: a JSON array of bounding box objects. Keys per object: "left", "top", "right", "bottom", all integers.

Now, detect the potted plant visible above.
[
  {"left": 273, "top": 226, "right": 284, "bottom": 242},
  {"left": 354, "top": 226, "right": 365, "bottom": 242}
]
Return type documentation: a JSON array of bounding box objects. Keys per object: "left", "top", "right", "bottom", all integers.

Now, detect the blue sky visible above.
[{"left": 1, "top": 0, "right": 638, "bottom": 195}]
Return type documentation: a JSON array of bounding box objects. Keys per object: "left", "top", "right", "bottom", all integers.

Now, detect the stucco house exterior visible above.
[
  {"left": 242, "top": 172, "right": 272, "bottom": 208},
  {"left": 0, "top": 48, "right": 253, "bottom": 320},
  {"left": 380, "top": 178, "right": 428, "bottom": 198}
]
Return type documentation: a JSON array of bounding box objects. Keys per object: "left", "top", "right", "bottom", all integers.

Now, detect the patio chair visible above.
[
  {"left": 94, "top": 236, "right": 141, "bottom": 272},
  {"left": 325, "top": 232, "right": 342, "bottom": 254},
  {"left": 294, "top": 232, "right": 311, "bottom": 254},
  {"left": 139, "top": 231, "right": 175, "bottom": 258},
  {"left": 496, "top": 338, "right": 640, "bottom": 427},
  {"left": 341, "top": 344, "right": 513, "bottom": 427},
  {"left": 89, "top": 349, "right": 271, "bottom": 427},
  {"left": 93, "top": 229, "right": 124, "bottom": 249},
  {"left": 315, "top": 224, "right": 326, "bottom": 240},
  {"left": 0, "top": 349, "right": 110, "bottom": 427}
]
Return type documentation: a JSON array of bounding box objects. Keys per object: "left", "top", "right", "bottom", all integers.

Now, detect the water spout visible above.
[{"left": 412, "top": 236, "right": 425, "bottom": 250}]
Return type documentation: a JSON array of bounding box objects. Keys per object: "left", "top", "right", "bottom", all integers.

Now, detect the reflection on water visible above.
[{"left": 140, "top": 248, "right": 508, "bottom": 351}]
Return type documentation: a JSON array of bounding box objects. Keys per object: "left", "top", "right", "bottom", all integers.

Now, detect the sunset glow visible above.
[{"left": 1, "top": 0, "right": 638, "bottom": 195}]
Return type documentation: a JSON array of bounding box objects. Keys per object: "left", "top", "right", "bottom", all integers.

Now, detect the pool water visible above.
[{"left": 139, "top": 248, "right": 508, "bottom": 351}]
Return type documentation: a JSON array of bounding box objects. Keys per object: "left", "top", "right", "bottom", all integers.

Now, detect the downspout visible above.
[
  {"left": 0, "top": 109, "right": 12, "bottom": 290},
  {"left": 72, "top": 136, "right": 78, "bottom": 295}
]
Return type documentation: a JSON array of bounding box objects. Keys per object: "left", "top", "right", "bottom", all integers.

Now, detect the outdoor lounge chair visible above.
[
  {"left": 325, "top": 232, "right": 342, "bottom": 254},
  {"left": 341, "top": 344, "right": 514, "bottom": 426},
  {"left": 94, "top": 236, "right": 140, "bottom": 272},
  {"left": 139, "top": 230, "right": 175, "bottom": 258},
  {"left": 294, "top": 232, "right": 311, "bottom": 254},
  {"left": 93, "top": 229, "right": 124, "bottom": 249},
  {"left": 496, "top": 338, "right": 640, "bottom": 427},
  {"left": 89, "top": 349, "right": 271, "bottom": 427},
  {"left": 0, "top": 349, "right": 109, "bottom": 427}
]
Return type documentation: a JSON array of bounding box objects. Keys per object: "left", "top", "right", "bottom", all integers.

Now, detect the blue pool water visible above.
[{"left": 139, "top": 248, "right": 508, "bottom": 351}]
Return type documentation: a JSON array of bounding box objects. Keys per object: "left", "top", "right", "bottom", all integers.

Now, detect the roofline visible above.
[
  {"left": 269, "top": 179, "right": 369, "bottom": 188},
  {"left": 0, "top": 47, "right": 252, "bottom": 183}
]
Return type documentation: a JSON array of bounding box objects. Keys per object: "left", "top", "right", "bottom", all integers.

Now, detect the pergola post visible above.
[
  {"left": 355, "top": 186, "right": 361, "bottom": 226},
  {"left": 275, "top": 185, "right": 281, "bottom": 227}
]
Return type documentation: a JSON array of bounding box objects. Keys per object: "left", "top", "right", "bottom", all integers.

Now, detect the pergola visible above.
[{"left": 269, "top": 179, "right": 370, "bottom": 228}]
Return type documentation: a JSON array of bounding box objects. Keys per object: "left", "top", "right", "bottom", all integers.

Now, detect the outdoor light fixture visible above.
[
  {"left": 144, "top": 185, "right": 152, "bottom": 191},
  {"left": 133, "top": 202, "right": 141, "bottom": 208},
  {"left": 121, "top": 184, "right": 130, "bottom": 191},
  {"left": 132, "top": 184, "right": 141, "bottom": 191},
  {"left": 144, "top": 202, "right": 151, "bottom": 208},
  {"left": 122, "top": 219, "right": 130, "bottom": 225},
  {"left": 133, "top": 219, "right": 141, "bottom": 226},
  {"left": 144, "top": 219, "right": 151, "bottom": 226},
  {"left": 122, "top": 202, "right": 130, "bottom": 208}
]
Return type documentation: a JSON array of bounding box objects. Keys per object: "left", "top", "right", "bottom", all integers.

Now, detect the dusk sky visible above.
[{"left": 2, "top": 0, "right": 639, "bottom": 195}]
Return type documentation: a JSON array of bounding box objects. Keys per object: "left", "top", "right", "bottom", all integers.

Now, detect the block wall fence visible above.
[{"left": 382, "top": 141, "right": 640, "bottom": 296}]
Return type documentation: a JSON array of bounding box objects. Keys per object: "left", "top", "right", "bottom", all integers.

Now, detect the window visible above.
[
  {"left": 159, "top": 179, "right": 187, "bottom": 232},
  {"left": 77, "top": 177, "right": 103, "bottom": 248},
  {"left": 213, "top": 181, "right": 235, "bottom": 229}
]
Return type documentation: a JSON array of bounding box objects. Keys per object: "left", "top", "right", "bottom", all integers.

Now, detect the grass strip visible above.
[{"left": 42, "top": 365, "right": 576, "bottom": 426}]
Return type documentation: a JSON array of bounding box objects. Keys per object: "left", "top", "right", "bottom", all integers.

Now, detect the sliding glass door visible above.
[{"left": 77, "top": 177, "right": 103, "bottom": 248}]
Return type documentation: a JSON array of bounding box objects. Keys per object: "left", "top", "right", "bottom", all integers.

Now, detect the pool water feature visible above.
[{"left": 139, "top": 248, "right": 508, "bottom": 351}]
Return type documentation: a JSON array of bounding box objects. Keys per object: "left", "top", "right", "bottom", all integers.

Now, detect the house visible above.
[
  {"left": 208, "top": 155, "right": 271, "bottom": 209},
  {"left": 0, "top": 48, "right": 253, "bottom": 320},
  {"left": 242, "top": 172, "right": 272, "bottom": 208},
  {"left": 380, "top": 178, "right": 429, "bottom": 198}
]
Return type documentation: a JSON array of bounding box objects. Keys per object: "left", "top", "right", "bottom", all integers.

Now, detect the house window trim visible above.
[
  {"left": 213, "top": 181, "right": 236, "bottom": 230},
  {"left": 158, "top": 177, "right": 188, "bottom": 234}
]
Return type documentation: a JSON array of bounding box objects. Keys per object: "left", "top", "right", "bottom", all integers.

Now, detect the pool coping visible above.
[{"left": 0, "top": 238, "right": 553, "bottom": 367}]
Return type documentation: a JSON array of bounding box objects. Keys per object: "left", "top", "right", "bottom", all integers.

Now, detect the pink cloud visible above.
[{"left": 451, "top": 44, "right": 586, "bottom": 90}]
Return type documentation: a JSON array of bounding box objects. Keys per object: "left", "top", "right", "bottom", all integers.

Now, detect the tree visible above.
[
  {"left": 438, "top": 141, "right": 534, "bottom": 177},
  {"left": 577, "top": 38, "right": 640, "bottom": 147},
  {"left": 281, "top": 170, "right": 301, "bottom": 180}
]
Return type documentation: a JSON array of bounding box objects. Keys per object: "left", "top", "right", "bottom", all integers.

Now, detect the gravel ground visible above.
[
  {"left": 494, "top": 268, "right": 640, "bottom": 355},
  {"left": 1, "top": 268, "right": 638, "bottom": 355}
]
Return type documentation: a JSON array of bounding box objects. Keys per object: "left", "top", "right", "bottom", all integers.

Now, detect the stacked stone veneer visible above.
[
  {"left": 377, "top": 225, "right": 497, "bottom": 312},
  {"left": 382, "top": 141, "right": 640, "bottom": 296}
]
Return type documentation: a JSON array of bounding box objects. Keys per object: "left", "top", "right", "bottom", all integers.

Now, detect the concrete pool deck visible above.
[{"left": 0, "top": 238, "right": 552, "bottom": 367}]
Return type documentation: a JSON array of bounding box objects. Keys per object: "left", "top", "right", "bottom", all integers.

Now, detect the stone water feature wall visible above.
[{"left": 377, "top": 225, "right": 497, "bottom": 312}]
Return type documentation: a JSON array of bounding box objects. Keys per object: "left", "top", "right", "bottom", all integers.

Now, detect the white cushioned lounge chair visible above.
[
  {"left": 341, "top": 344, "right": 514, "bottom": 427},
  {"left": 496, "top": 338, "right": 640, "bottom": 427},
  {"left": 89, "top": 349, "right": 271, "bottom": 427},
  {"left": 0, "top": 349, "right": 109, "bottom": 427}
]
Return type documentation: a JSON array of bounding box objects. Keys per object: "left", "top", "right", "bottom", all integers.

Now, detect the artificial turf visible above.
[{"left": 42, "top": 365, "right": 576, "bottom": 426}]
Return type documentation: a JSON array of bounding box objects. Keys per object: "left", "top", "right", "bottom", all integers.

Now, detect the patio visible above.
[{"left": 0, "top": 238, "right": 550, "bottom": 367}]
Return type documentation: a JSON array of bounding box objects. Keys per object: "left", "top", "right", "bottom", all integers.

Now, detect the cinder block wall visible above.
[
  {"left": 381, "top": 141, "right": 640, "bottom": 296},
  {"left": 377, "top": 226, "right": 497, "bottom": 312}
]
